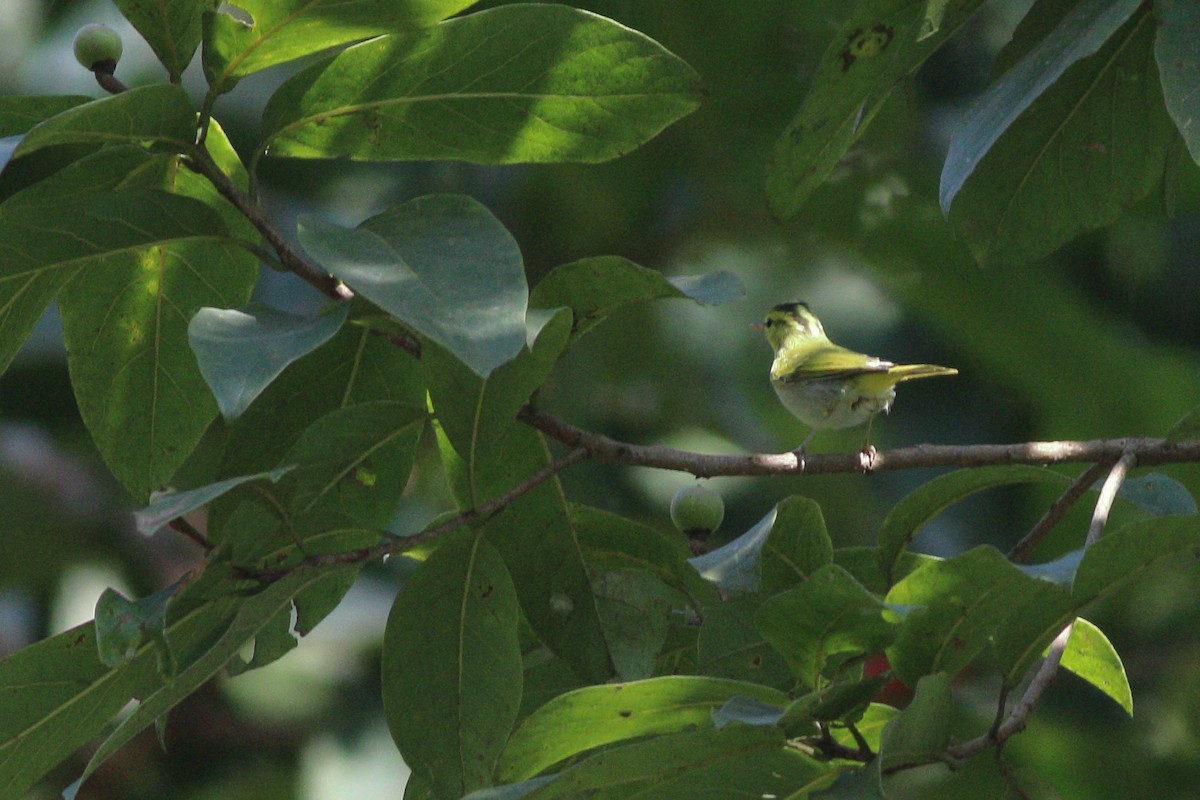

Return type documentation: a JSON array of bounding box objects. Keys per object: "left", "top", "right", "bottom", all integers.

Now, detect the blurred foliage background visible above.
[{"left": 3, "top": 0, "right": 1200, "bottom": 797}]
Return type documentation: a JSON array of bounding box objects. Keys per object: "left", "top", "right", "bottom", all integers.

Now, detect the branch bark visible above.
[{"left": 520, "top": 405, "right": 1199, "bottom": 475}]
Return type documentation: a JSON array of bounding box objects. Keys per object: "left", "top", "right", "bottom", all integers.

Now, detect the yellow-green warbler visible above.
[{"left": 759, "top": 302, "right": 956, "bottom": 451}]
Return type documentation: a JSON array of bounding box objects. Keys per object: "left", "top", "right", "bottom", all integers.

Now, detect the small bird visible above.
[{"left": 759, "top": 302, "right": 956, "bottom": 452}]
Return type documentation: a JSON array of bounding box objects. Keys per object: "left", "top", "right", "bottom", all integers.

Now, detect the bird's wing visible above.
[{"left": 773, "top": 344, "right": 893, "bottom": 383}]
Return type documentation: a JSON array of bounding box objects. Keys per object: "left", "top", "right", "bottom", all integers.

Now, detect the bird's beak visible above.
[{"left": 750, "top": 322, "right": 764, "bottom": 330}]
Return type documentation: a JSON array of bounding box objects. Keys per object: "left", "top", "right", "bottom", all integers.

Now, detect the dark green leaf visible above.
[
  {"left": 0, "top": 147, "right": 167, "bottom": 373},
  {"left": 530, "top": 256, "right": 744, "bottom": 340},
  {"left": 885, "top": 546, "right": 1073, "bottom": 687},
  {"left": 946, "top": 6, "right": 1174, "bottom": 266},
  {"left": 778, "top": 678, "right": 889, "bottom": 733},
  {"left": 813, "top": 757, "right": 884, "bottom": 800},
  {"left": 68, "top": 563, "right": 350, "bottom": 797},
  {"left": 1071, "top": 515, "right": 1200, "bottom": 601},
  {"left": 261, "top": 4, "right": 703, "bottom": 164},
  {"left": 761, "top": 496, "right": 833, "bottom": 592},
  {"left": 877, "top": 465, "right": 1066, "bottom": 588},
  {"left": 383, "top": 532, "right": 522, "bottom": 800},
  {"left": 426, "top": 310, "right": 613, "bottom": 681},
  {"left": 878, "top": 672, "right": 952, "bottom": 771},
  {"left": 94, "top": 585, "right": 176, "bottom": 677},
  {"left": 13, "top": 85, "right": 197, "bottom": 159},
  {"left": 697, "top": 595, "right": 794, "bottom": 689},
  {"left": 115, "top": 0, "right": 214, "bottom": 81},
  {"left": 941, "top": 0, "right": 1139, "bottom": 211},
  {"left": 1058, "top": 617, "right": 1132, "bottom": 715},
  {"left": 216, "top": 316, "right": 424, "bottom": 498},
  {"left": 765, "top": 0, "right": 990, "bottom": 218},
  {"left": 497, "top": 675, "right": 789, "bottom": 783},
  {"left": 0, "top": 95, "right": 90, "bottom": 138},
  {"left": 523, "top": 726, "right": 827, "bottom": 800},
  {"left": 834, "top": 546, "right": 936, "bottom": 595},
  {"left": 134, "top": 465, "right": 293, "bottom": 534},
  {"left": 189, "top": 301, "right": 350, "bottom": 420},
  {"left": 592, "top": 569, "right": 677, "bottom": 681},
  {"left": 573, "top": 503, "right": 719, "bottom": 609},
  {"left": 299, "top": 195, "right": 526, "bottom": 378},
  {"left": 757, "top": 565, "right": 895, "bottom": 688},
  {"left": 203, "top": 0, "right": 475, "bottom": 93},
  {"left": 1155, "top": 0, "right": 1200, "bottom": 165}
]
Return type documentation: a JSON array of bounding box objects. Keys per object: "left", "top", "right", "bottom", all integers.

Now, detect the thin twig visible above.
[
  {"left": 520, "top": 405, "right": 1200, "bottom": 476},
  {"left": 185, "top": 146, "right": 353, "bottom": 302},
  {"left": 947, "top": 451, "right": 1137, "bottom": 761},
  {"left": 249, "top": 447, "right": 589, "bottom": 581},
  {"left": 1008, "top": 460, "right": 1114, "bottom": 563}
]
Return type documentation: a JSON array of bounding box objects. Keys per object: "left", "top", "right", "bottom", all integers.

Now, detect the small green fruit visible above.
[
  {"left": 670, "top": 484, "right": 724, "bottom": 534},
  {"left": 73, "top": 23, "right": 123, "bottom": 70}
]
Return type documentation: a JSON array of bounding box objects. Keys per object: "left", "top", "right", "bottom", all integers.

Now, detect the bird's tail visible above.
[
  {"left": 856, "top": 364, "right": 957, "bottom": 393},
  {"left": 889, "top": 364, "right": 958, "bottom": 382}
]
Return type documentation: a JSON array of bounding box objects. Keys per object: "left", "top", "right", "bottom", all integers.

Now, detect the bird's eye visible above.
[{"left": 764, "top": 319, "right": 773, "bottom": 327}]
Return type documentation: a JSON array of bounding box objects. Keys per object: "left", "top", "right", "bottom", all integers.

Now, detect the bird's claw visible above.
[{"left": 858, "top": 445, "right": 878, "bottom": 473}]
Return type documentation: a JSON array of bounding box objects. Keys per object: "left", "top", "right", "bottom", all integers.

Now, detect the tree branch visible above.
[
  {"left": 1007, "top": 459, "right": 1114, "bottom": 563},
  {"left": 520, "top": 405, "right": 1199, "bottom": 476},
  {"left": 185, "top": 147, "right": 353, "bottom": 302},
  {"left": 247, "top": 447, "right": 589, "bottom": 581},
  {"left": 947, "top": 451, "right": 1137, "bottom": 761}
]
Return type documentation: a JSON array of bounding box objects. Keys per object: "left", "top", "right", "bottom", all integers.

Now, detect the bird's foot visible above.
[
  {"left": 858, "top": 444, "right": 878, "bottom": 473},
  {"left": 790, "top": 445, "right": 807, "bottom": 472}
]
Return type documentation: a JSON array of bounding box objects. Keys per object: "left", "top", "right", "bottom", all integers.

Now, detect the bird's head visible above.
[{"left": 758, "top": 302, "right": 826, "bottom": 351}]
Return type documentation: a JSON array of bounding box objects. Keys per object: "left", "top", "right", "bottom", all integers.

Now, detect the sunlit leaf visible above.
[
  {"left": 261, "top": 4, "right": 702, "bottom": 164},
  {"left": 1057, "top": 617, "right": 1132, "bottom": 715},
  {"left": 0, "top": 95, "right": 90, "bottom": 137}
]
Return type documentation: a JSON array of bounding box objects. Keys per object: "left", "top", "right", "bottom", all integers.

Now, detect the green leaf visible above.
[
  {"left": 134, "top": 465, "right": 294, "bottom": 534},
  {"left": 765, "top": 0, "right": 989, "bottom": 218},
  {"left": 697, "top": 595, "right": 794, "bottom": 689},
  {"left": 115, "top": 0, "right": 214, "bottom": 81},
  {"left": 1071, "top": 515, "right": 1200, "bottom": 602},
  {"left": 189, "top": 301, "right": 350, "bottom": 420},
  {"left": 299, "top": 195, "right": 526, "bottom": 378},
  {"left": 877, "top": 465, "right": 1067, "bottom": 588},
  {"left": 58, "top": 216, "right": 256, "bottom": 502},
  {"left": 215, "top": 315, "right": 424, "bottom": 495},
  {"left": 0, "top": 147, "right": 166, "bottom": 373},
  {"left": 592, "top": 569, "right": 676, "bottom": 681},
  {"left": 940, "top": 0, "right": 1140, "bottom": 211},
  {"left": 522, "top": 726, "right": 828, "bottom": 800},
  {"left": 530, "top": 256, "right": 744, "bottom": 340},
  {"left": 878, "top": 672, "right": 952, "bottom": 772},
  {"left": 885, "top": 546, "right": 1074, "bottom": 687},
  {"left": 946, "top": 5, "right": 1174, "bottom": 266},
  {"left": 778, "top": 678, "right": 889, "bottom": 733},
  {"left": 688, "top": 505, "right": 777, "bottom": 593},
  {"left": 94, "top": 585, "right": 176, "bottom": 677},
  {"left": 68, "top": 563, "right": 351, "bottom": 797},
  {"left": 1155, "top": 0, "right": 1200, "bottom": 165},
  {"left": 0, "top": 95, "right": 90, "bottom": 138},
  {"left": 1057, "top": 617, "right": 1132, "bottom": 715},
  {"left": 761, "top": 496, "right": 833, "bottom": 592},
  {"left": 497, "top": 675, "right": 789, "bottom": 783},
  {"left": 226, "top": 400, "right": 426, "bottom": 566},
  {"left": 426, "top": 309, "right": 613, "bottom": 681},
  {"left": 813, "top": 756, "right": 884, "bottom": 800},
  {"left": 261, "top": 4, "right": 703, "bottom": 164},
  {"left": 834, "top": 546, "right": 935, "bottom": 595},
  {"left": 1116, "top": 473, "right": 1197, "bottom": 516},
  {"left": 12, "top": 85, "right": 197, "bottom": 160},
  {"left": 757, "top": 565, "right": 895, "bottom": 688},
  {"left": 573, "top": 503, "right": 719, "bottom": 609},
  {"left": 383, "top": 532, "right": 522, "bottom": 800},
  {"left": 203, "top": 0, "right": 476, "bottom": 94}
]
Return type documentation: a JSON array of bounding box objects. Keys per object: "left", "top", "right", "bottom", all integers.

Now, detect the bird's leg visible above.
[
  {"left": 791, "top": 429, "right": 815, "bottom": 471},
  {"left": 859, "top": 416, "right": 878, "bottom": 472}
]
